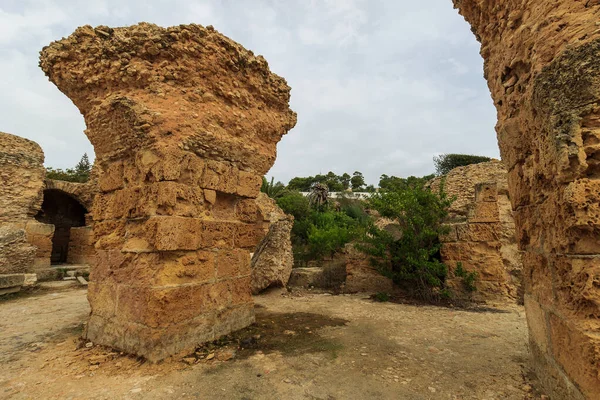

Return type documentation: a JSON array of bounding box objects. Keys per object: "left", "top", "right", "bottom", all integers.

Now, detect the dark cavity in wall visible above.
[{"left": 35, "top": 189, "right": 87, "bottom": 264}]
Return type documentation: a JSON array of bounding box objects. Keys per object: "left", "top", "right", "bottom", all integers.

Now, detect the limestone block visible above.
[
  {"left": 0, "top": 225, "right": 36, "bottom": 274},
  {"left": 475, "top": 182, "right": 498, "bottom": 202}
]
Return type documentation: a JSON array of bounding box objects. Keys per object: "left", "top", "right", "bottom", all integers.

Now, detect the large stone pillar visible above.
[
  {"left": 454, "top": 1, "right": 600, "bottom": 398},
  {"left": 39, "top": 23, "right": 296, "bottom": 361}
]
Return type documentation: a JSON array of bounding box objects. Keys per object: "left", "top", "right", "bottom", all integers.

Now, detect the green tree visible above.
[
  {"left": 288, "top": 176, "right": 315, "bottom": 192},
  {"left": 379, "top": 174, "right": 435, "bottom": 192},
  {"left": 351, "top": 171, "right": 365, "bottom": 191},
  {"left": 341, "top": 173, "right": 351, "bottom": 190},
  {"left": 433, "top": 154, "right": 492, "bottom": 176},
  {"left": 359, "top": 183, "right": 454, "bottom": 301},
  {"left": 45, "top": 153, "right": 92, "bottom": 183}
]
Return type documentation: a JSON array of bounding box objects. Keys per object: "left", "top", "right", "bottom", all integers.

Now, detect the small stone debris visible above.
[
  {"left": 85, "top": 342, "right": 93, "bottom": 348},
  {"left": 77, "top": 276, "right": 88, "bottom": 286},
  {"left": 206, "top": 353, "right": 215, "bottom": 360},
  {"left": 182, "top": 357, "right": 196, "bottom": 365},
  {"left": 216, "top": 350, "right": 235, "bottom": 361}
]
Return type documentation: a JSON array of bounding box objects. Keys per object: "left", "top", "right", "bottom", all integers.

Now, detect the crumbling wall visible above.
[
  {"left": 455, "top": 1, "right": 600, "bottom": 398},
  {"left": 39, "top": 23, "right": 296, "bottom": 361},
  {"left": 0, "top": 132, "right": 47, "bottom": 275},
  {"left": 429, "top": 161, "right": 522, "bottom": 301},
  {"left": 250, "top": 193, "right": 294, "bottom": 294}
]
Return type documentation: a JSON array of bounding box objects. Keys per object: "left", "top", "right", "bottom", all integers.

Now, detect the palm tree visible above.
[
  {"left": 261, "top": 177, "right": 287, "bottom": 199},
  {"left": 308, "top": 183, "right": 329, "bottom": 209}
]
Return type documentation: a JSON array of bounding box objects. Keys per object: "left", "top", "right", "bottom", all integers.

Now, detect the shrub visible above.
[
  {"left": 372, "top": 292, "right": 390, "bottom": 302},
  {"left": 277, "top": 191, "right": 311, "bottom": 221},
  {"left": 261, "top": 176, "right": 287, "bottom": 199},
  {"left": 433, "top": 154, "right": 492, "bottom": 176},
  {"left": 455, "top": 262, "right": 478, "bottom": 292},
  {"left": 359, "top": 182, "right": 454, "bottom": 301}
]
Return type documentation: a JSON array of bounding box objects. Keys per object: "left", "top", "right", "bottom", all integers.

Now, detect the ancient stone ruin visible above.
[
  {"left": 0, "top": 131, "right": 46, "bottom": 277},
  {"left": 455, "top": 1, "right": 600, "bottom": 397},
  {"left": 0, "top": 130, "right": 97, "bottom": 283},
  {"left": 429, "top": 160, "right": 523, "bottom": 301},
  {"left": 39, "top": 23, "right": 296, "bottom": 361},
  {"left": 250, "top": 193, "right": 294, "bottom": 294}
]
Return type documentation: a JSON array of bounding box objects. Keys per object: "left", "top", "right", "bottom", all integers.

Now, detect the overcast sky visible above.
[{"left": 0, "top": 0, "right": 499, "bottom": 186}]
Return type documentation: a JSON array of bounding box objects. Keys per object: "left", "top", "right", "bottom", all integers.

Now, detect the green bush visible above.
[
  {"left": 433, "top": 154, "right": 492, "bottom": 176},
  {"left": 359, "top": 182, "right": 454, "bottom": 301},
  {"left": 372, "top": 292, "right": 390, "bottom": 302},
  {"left": 455, "top": 262, "right": 478, "bottom": 292},
  {"left": 277, "top": 191, "right": 311, "bottom": 221},
  {"left": 278, "top": 191, "right": 371, "bottom": 265}
]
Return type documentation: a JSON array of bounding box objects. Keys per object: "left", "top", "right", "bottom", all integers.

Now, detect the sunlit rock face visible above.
[
  {"left": 40, "top": 23, "right": 296, "bottom": 361},
  {"left": 454, "top": 1, "right": 600, "bottom": 398},
  {"left": 0, "top": 131, "right": 45, "bottom": 275}
]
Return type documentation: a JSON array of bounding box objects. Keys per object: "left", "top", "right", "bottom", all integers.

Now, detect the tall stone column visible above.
[
  {"left": 454, "top": 1, "right": 600, "bottom": 398},
  {"left": 40, "top": 23, "right": 296, "bottom": 361}
]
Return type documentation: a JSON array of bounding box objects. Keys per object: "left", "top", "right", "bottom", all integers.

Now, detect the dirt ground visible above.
[{"left": 0, "top": 285, "right": 544, "bottom": 400}]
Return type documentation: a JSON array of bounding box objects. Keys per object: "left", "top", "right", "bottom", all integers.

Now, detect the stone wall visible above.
[
  {"left": 40, "top": 23, "right": 296, "bottom": 361},
  {"left": 429, "top": 161, "right": 522, "bottom": 301},
  {"left": 0, "top": 132, "right": 46, "bottom": 275},
  {"left": 454, "top": 1, "right": 600, "bottom": 398},
  {"left": 0, "top": 132, "right": 45, "bottom": 223},
  {"left": 67, "top": 226, "right": 95, "bottom": 265}
]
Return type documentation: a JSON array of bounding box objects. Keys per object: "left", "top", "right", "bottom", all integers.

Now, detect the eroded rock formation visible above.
[
  {"left": 454, "top": 1, "right": 600, "bottom": 398},
  {"left": 40, "top": 23, "right": 296, "bottom": 361},
  {"left": 250, "top": 193, "right": 294, "bottom": 294},
  {"left": 429, "top": 161, "right": 522, "bottom": 301},
  {"left": 0, "top": 132, "right": 47, "bottom": 275}
]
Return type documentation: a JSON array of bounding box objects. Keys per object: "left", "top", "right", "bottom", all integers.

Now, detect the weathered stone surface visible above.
[
  {"left": 430, "top": 162, "right": 522, "bottom": 302},
  {"left": 0, "top": 226, "right": 36, "bottom": 275},
  {"left": 288, "top": 267, "right": 327, "bottom": 288},
  {"left": 25, "top": 221, "right": 55, "bottom": 269},
  {"left": 0, "top": 274, "right": 26, "bottom": 289},
  {"left": 251, "top": 193, "right": 294, "bottom": 294},
  {"left": 67, "top": 226, "right": 95, "bottom": 265},
  {"left": 40, "top": 23, "right": 296, "bottom": 361},
  {"left": 0, "top": 132, "right": 45, "bottom": 276},
  {"left": 343, "top": 244, "right": 394, "bottom": 294},
  {"left": 454, "top": 1, "right": 600, "bottom": 397},
  {"left": 0, "top": 132, "right": 45, "bottom": 223}
]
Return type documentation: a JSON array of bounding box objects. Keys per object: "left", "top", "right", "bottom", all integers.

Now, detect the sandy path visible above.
[{"left": 0, "top": 288, "right": 541, "bottom": 399}]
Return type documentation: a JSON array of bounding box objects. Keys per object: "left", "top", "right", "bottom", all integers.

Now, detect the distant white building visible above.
[{"left": 300, "top": 192, "right": 374, "bottom": 200}]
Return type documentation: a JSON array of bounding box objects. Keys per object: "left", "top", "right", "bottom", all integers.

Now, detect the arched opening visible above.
[{"left": 35, "top": 189, "right": 87, "bottom": 265}]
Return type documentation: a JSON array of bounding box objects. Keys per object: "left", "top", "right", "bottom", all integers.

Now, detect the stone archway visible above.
[{"left": 35, "top": 189, "right": 87, "bottom": 264}]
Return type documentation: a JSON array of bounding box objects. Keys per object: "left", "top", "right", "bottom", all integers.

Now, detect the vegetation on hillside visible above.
[
  {"left": 275, "top": 187, "right": 370, "bottom": 266},
  {"left": 433, "top": 153, "right": 492, "bottom": 176},
  {"left": 45, "top": 153, "right": 92, "bottom": 183}
]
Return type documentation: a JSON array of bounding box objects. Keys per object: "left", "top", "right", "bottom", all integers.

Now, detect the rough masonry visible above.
[
  {"left": 0, "top": 132, "right": 49, "bottom": 275},
  {"left": 39, "top": 23, "right": 296, "bottom": 361},
  {"left": 429, "top": 161, "right": 522, "bottom": 302},
  {"left": 455, "top": 1, "right": 600, "bottom": 398}
]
